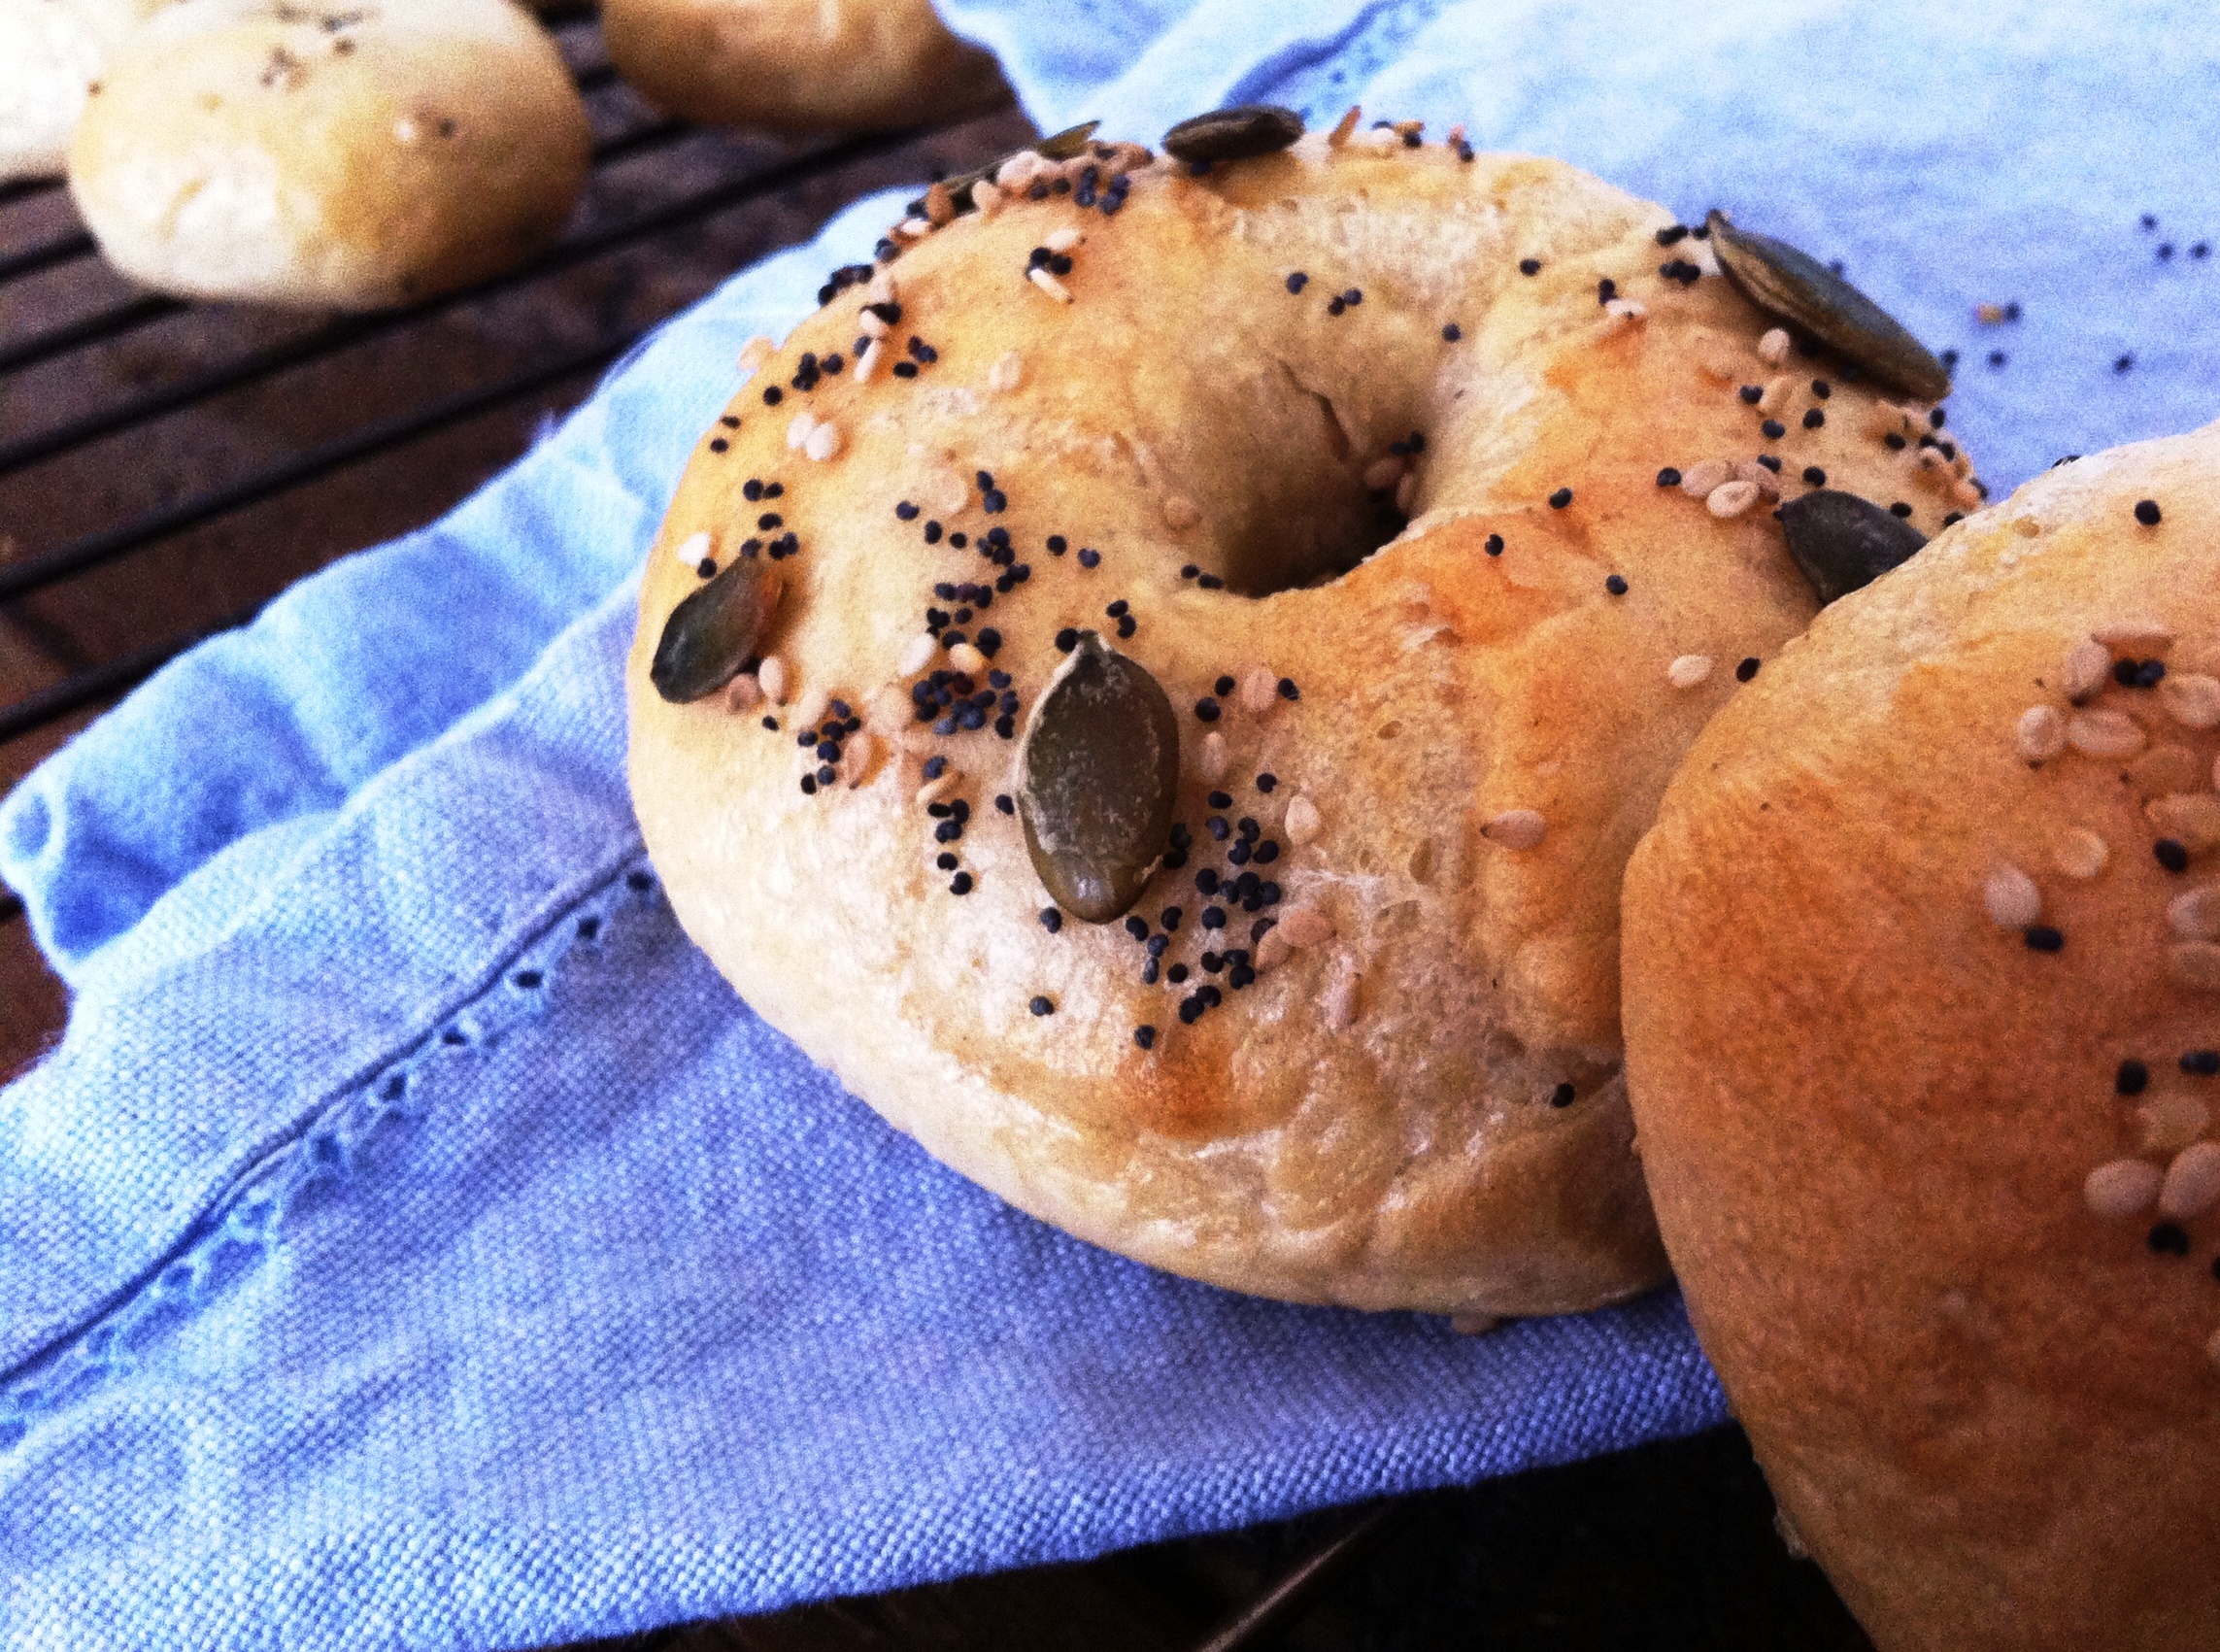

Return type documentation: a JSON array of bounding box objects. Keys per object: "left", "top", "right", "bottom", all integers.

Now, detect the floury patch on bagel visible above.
[{"left": 626, "top": 107, "right": 1975, "bottom": 1316}]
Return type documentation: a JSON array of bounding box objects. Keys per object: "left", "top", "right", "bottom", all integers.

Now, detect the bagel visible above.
[
  {"left": 625, "top": 111, "right": 1975, "bottom": 1316},
  {"left": 1623, "top": 421, "right": 2220, "bottom": 1648},
  {"left": 602, "top": 0, "right": 1006, "bottom": 135},
  {"left": 67, "top": 0, "right": 590, "bottom": 310},
  {"left": 0, "top": 0, "right": 171, "bottom": 182}
]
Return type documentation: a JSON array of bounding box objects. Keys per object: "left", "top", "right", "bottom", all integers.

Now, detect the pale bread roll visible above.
[
  {"left": 626, "top": 124, "right": 1974, "bottom": 1317},
  {"left": 603, "top": 0, "right": 1006, "bottom": 133},
  {"left": 68, "top": 0, "right": 589, "bottom": 310},
  {"left": 1623, "top": 421, "right": 2220, "bottom": 1648},
  {"left": 0, "top": 0, "right": 171, "bottom": 182}
]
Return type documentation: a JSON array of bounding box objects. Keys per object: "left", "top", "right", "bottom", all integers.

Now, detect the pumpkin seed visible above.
[
  {"left": 1162, "top": 105, "right": 1304, "bottom": 164},
  {"left": 1017, "top": 631, "right": 1180, "bottom": 923},
  {"left": 942, "top": 121, "right": 1103, "bottom": 215},
  {"left": 1777, "top": 489, "right": 1927, "bottom": 605},
  {"left": 1704, "top": 211, "right": 1950, "bottom": 403},
  {"left": 649, "top": 559, "right": 782, "bottom": 703}
]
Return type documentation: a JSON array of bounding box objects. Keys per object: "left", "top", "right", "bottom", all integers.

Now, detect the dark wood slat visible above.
[
  {"left": 0, "top": 327, "right": 629, "bottom": 614},
  {"left": 0, "top": 118, "right": 694, "bottom": 480},
  {"left": 1188, "top": 1502, "right": 1402, "bottom": 1652}
]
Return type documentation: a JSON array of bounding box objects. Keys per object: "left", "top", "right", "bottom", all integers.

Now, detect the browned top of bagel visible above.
[
  {"left": 1623, "top": 421, "right": 2220, "bottom": 1649},
  {"left": 627, "top": 125, "right": 1973, "bottom": 1316}
]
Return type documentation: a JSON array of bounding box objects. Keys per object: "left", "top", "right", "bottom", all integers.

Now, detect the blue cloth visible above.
[{"left": 5, "top": 2, "right": 2217, "bottom": 1645}]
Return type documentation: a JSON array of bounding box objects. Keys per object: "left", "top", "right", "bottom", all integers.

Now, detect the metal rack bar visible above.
[
  {"left": 0, "top": 325, "right": 637, "bottom": 611},
  {"left": 0, "top": 178, "right": 65, "bottom": 210},
  {"left": 0, "top": 116, "right": 693, "bottom": 480},
  {"left": 0, "top": 598, "right": 262, "bottom": 747},
  {"left": 0, "top": 65, "right": 629, "bottom": 290},
  {"left": 1188, "top": 1502, "right": 1403, "bottom": 1652},
  {"left": 0, "top": 59, "right": 632, "bottom": 377},
  {"left": 0, "top": 123, "right": 917, "bottom": 611},
  {"left": 0, "top": 294, "right": 183, "bottom": 379}
]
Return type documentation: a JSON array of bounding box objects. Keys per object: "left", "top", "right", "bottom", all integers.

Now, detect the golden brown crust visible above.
[
  {"left": 68, "top": 0, "right": 589, "bottom": 310},
  {"left": 602, "top": 0, "right": 1008, "bottom": 133},
  {"left": 627, "top": 132, "right": 1974, "bottom": 1315},
  {"left": 1623, "top": 421, "right": 2220, "bottom": 1649}
]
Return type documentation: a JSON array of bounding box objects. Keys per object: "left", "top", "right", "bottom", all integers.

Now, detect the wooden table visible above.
[{"left": 0, "top": 18, "right": 1869, "bottom": 1647}]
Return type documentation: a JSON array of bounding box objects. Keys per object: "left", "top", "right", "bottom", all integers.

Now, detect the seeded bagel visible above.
[
  {"left": 603, "top": 0, "right": 1006, "bottom": 134},
  {"left": 1622, "top": 422, "right": 2220, "bottom": 1647},
  {"left": 67, "top": 0, "right": 589, "bottom": 310},
  {"left": 626, "top": 116, "right": 1974, "bottom": 1316}
]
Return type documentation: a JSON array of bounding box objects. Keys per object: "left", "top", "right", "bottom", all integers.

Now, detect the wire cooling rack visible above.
[{"left": 0, "top": 15, "right": 1868, "bottom": 1646}]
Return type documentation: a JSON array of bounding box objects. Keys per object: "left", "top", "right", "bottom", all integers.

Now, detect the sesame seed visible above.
[
  {"left": 1983, "top": 863, "right": 2041, "bottom": 929},
  {"left": 2158, "top": 839, "right": 2193, "bottom": 874},
  {"left": 2149, "top": 1222, "right": 2192, "bottom": 1256},
  {"left": 1604, "top": 574, "right": 1628, "bottom": 596},
  {"left": 1443, "top": 323, "right": 1463, "bottom": 341},
  {"left": 1194, "top": 697, "right": 1222, "bottom": 723},
  {"left": 2168, "top": 885, "right": 2220, "bottom": 939},
  {"left": 1029, "top": 995, "right": 1054, "bottom": 1016},
  {"left": 1666, "top": 654, "right": 1713, "bottom": 690},
  {"left": 1707, "top": 480, "right": 1762, "bottom": 518},
  {"left": 1518, "top": 257, "right": 1541, "bottom": 275},
  {"left": 1277, "top": 678, "right": 1299, "bottom": 700},
  {"left": 2159, "top": 672, "right": 2220, "bottom": 728},
  {"left": 1550, "top": 1082, "right": 1576, "bottom": 1108},
  {"left": 2135, "top": 499, "right": 2163, "bottom": 526},
  {"left": 2160, "top": 1142, "right": 2220, "bottom": 1220},
  {"left": 1802, "top": 466, "right": 1828, "bottom": 486},
  {"left": 2024, "top": 925, "right": 2066, "bottom": 952},
  {"left": 1484, "top": 534, "right": 1504, "bottom": 556},
  {"left": 2053, "top": 828, "right": 2109, "bottom": 880},
  {"left": 1802, "top": 408, "right": 1826, "bottom": 429},
  {"left": 1055, "top": 628, "right": 1078, "bottom": 653},
  {"left": 1038, "top": 907, "right": 1061, "bottom": 933},
  {"left": 2119, "top": 1059, "right": 2151, "bottom": 1096},
  {"left": 1735, "top": 657, "right": 1761, "bottom": 682},
  {"left": 1548, "top": 487, "right": 1573, "bottom": 509},
  {"left": 1134, "top": 1025, "right": 1157, "bottom": 1049},
  {"left": 950, "top": 872, "right": 973, "bottom": 894},
  {"left": 1761, "top": 419, "right": 1786, "bottom": 440},
  {"left": 1286, "top": 272, "right": 1309, "bottom": 293},
  {"left": 1756, "top": 327, "right": 1791, "bottom": 364},
  {"left": 2086, "top": 1158, "right": 2162, "bottom": 1218},
  {"left": 1483, "top": 808, "right": 1546, "bottom": 850},
  {"left": 2015, "top": 704, "right": 2067, "bottom": 762}
]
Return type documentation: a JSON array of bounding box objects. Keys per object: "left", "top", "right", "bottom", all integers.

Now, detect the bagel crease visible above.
[
  {"left": 1622, "top": 422, "right": 2220, "bottom": 1650},
  {"left": 626, "top": 115, "right": 1978, "bottom": 1316}
]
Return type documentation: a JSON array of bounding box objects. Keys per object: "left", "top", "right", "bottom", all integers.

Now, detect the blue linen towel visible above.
[{"left": 6, "top": 2, "right": 2220, "bottom": 1646}]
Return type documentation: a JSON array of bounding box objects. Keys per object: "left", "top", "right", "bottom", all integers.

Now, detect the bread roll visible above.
[
  {"left": 0, "top": 0, "right": 170, "bottom": 181},
  {"left": 1623, "top": 421, "right": 2220, "bottom": 1648},
  {"left": 603, "top": 0, "right": 1006, "bottom": 133},
  {"left": 68, "top": 0, "right": 589, "bottom": 310}
]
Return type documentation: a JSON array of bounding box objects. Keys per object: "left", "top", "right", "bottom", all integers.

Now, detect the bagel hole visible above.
[{"left": 1208, "top": 376, "right": 1413, "bottom": 597}]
